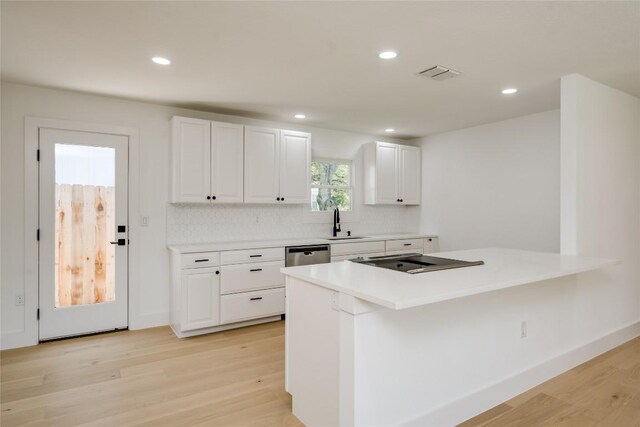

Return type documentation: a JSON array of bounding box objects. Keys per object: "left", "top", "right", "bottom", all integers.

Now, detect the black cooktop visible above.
[{"left": 351, "top": 253, "right": 484, "bottom": 274}]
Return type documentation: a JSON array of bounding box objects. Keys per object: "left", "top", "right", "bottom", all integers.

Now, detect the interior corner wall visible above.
[
  {"left": 560, "top": 73, "right": 640, "bottom": 336},
  {"left": 414, "top": 109, "right": 561, "bottom": 252}
]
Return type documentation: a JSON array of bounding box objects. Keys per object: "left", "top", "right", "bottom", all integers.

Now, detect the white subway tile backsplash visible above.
[{"left": 166, "top": 204, "right": 417, "bottom": 244}]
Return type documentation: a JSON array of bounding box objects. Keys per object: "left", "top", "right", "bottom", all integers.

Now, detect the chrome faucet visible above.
[{"left": 333, "top": 207, "right": 341, "bottom": 237}]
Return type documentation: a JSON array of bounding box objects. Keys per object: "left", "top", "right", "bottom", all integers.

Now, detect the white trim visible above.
[
  {"left": 13, "top": 116, "right": 140, "bottom": 349},
  {"left": 304, "top": 157, "right": 360, "bottom": 224},
  {"left": 401, "top": 320, "right": 640, "bottom": 427}
]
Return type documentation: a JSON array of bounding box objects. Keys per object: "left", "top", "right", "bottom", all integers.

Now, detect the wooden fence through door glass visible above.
[{"left": 54, "top": 183, "right": 115, "bottom": 307}]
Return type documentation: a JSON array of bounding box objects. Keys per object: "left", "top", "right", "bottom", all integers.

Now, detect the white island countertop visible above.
[{"left": 280, "top": 248, "right": 616, "bottom": 310}]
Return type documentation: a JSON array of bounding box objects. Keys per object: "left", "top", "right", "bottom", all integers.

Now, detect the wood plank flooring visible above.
[
  {"left": 460, "top": 336, "right": 640, "bottom": 427},
  {"left": 1, "top": 321, "right": 302, "bottom": 427},
  {"left": 1, "top": 322, "right": 638, "bottom": 426}
]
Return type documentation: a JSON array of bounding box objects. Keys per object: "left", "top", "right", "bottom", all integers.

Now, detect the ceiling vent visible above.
[{"left": 419, "top": 65, "right": 461, "bottom": 81}]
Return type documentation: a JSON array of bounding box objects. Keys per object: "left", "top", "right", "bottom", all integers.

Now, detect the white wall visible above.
[
  {"left": 413, "top": 110, "right": 561, "bottom": 252},
  {"left": 0, "top": 81, "right": 416, "bottom": 348},
  {"left": 560, "top": 74, "right": 640, "bottom": 338}
]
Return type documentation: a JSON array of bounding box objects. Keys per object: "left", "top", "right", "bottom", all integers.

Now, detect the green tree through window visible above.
[{"left": 311, "top": 160, "right": 352, "bottom": 211}]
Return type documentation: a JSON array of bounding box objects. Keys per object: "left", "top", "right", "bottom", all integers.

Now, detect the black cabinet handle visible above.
[
  {"left": 276, "top": 197, "right": 280, "bottom": 201},
  {"left": 212, "top": 196, "right": 217, "bottom": 200},
  {"left": 281, "top": 197, "right": 285, "bottom": 201},
  {"left": 403, "top": 243, "right": 412, "bottom": 246},
  {"left": 207, "top": 196, "right": 211, "bottom": 200},
  {"left": 215, "top": 271, "right": 220, "bottom": 275},
  {"left": 428, "top": 238, "right": 432, "bottom": 242},
  {"left": 249, "top": 254, "right": 262, "bottom": 258},
  {"left": 194, "top": 259, "right": 209, "bottom": 262},
  {"left": 250, "top": 297, "right": 263, "bottom": 301},
  {"left": 250, "top": 268, "right": 263, "bottom": 272}
]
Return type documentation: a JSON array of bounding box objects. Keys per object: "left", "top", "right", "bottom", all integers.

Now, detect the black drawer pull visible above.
[
  {"left": 249, "top": 254, "right": 262, "bottom": 258},
  {"left": 194, "top": 259, "right": 210, "bottom": 262},
  {"left": 250, "top": 297, "right": 263, "bottom": 301},
  {"left": 250, "top": 268, "right": 263, "bottom": 272},
  {"left": 403, "top": 243, "right": 412, "bottom": 246}
]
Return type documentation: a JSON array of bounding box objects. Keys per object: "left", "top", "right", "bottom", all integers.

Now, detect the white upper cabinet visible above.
[
  {"left": 171, "top": 117, "right": 244, "bottom": 204},
  {"left": 398, "top": 145, "right": 421, "bottom": 205},
  {"left": 171, "top": 117, "right": 211, "bottom": 203},
  {"left": 211, "top": 121, "right": 244, "bottom": 203},
  {"left": 364, "top": 142, "right": 421, "bottom": 205},
  {"left": 244, "top": 126, "right": 281, "bottom": 203},
  {"left": 245, "top": 126, "right": 311, "bottom": 204},
  {"left": 279, "top": 130, "right": 311, "bottom": 204}
]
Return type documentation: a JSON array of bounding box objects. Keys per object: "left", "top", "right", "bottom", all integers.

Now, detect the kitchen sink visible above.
[{"left": 327, "top": 236, "right": 366, "bottom": 241}]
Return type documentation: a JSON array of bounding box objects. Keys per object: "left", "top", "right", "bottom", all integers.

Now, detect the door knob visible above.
[{"left": 110, "top": 239, "right": 126, "bottom": 246}]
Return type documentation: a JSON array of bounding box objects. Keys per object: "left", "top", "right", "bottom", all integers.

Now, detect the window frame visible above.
[{"left": 304, "top": 157, "right": 358, "bottom": 224}]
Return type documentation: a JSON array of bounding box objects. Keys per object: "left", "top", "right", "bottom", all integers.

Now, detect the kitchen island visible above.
[{"left": 281, "top": 248, "right": 615, "bottom": 426}]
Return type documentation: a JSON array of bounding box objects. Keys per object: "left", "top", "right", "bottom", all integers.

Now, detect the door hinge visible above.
[
  {"left": 37, "top": 309, "right": 40, "bottom": 320},
  {"left": 37, "top": 149, "right": 40, "bottom": 161},
  {"left": 37, "top": 229, "right": 40, "bottom": 241}
]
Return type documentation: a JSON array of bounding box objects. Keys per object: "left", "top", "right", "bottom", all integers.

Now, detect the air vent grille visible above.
[{"left": 419, "top": 65, "right": 461, "bottom": 81}]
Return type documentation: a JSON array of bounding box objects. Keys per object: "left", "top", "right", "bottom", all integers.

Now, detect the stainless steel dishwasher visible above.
[{"left": 285, "top": 244, "right": 331, "bottom": 267}]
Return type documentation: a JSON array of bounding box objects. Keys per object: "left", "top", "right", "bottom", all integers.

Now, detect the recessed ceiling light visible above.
[
  {"left": 294, "top": 114, "right": 306, "bottom": 119},
  {"left": 152, "top": 57, "right": 171, "bottom": 65},
  {"left": 385, "top": 128, "right": 395, "bottom": 132},
  {"left": 378, "top": 50, "right": 398, "bottom": 59},
  {"left": 502, "top": 88, "right": 518, "bottom": 94}
]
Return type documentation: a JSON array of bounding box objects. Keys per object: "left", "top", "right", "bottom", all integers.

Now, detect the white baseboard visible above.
[
  {"left": 0, "top": 330, "right": 38, "bottom": 350},
  {"left": 402, "top": 320, "right": 640, "bottom": 427}
]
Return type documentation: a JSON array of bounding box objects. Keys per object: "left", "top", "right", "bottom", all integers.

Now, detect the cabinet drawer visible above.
[
  {"left": 220, "top": 288, "right": 285, "bottom": 324},
  {"left": 181, "top": 252, "right": 220, "bottom": 269},
  {"left": 331, "top": 251, "right": 386, "bottom": 262},
  {"left": 220, "top": 260, "right": 284, "bottom": 294},
  {"left": 330, "top": 241, "right": 385, "bottom": 256},
  {"left": 385, "top": 239, "right": 423, "bottom": 253},
  {"left": 221, "top": 247, "right": 285, "bottom": 265}
]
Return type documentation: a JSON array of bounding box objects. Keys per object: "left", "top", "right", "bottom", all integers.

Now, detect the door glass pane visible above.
[{"left": 54, "top": 144, "right": 116, "bottom": 307}]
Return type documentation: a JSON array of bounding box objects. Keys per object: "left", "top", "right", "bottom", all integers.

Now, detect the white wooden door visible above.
[
  {"left": 279, "top": 130, "right": 311, "bottom": 204},
  {"left": 181, "top": 267, "right": 220, "bottom": 331},
  {"left": 171, "top": 117, "right": 211, "bottom": 203},
  {"left": 399, "top": 145, "right": 421, "bottom": 205},
  {"left": 211, "top": 121, "right": 244, "bottom": 203},
  {"left": 39, "top": 128, "right": 129, "bottom": 340},
  {"left": 375, "top": 142, "right": 399, "bottom": 204},
  {"left": 244, "top": 126, "right": 280, "bottom": 203}
]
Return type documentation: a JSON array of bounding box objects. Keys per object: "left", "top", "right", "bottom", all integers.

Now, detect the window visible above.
[{"left": 310, "top": 159, "right": 352, "bottom": 212}]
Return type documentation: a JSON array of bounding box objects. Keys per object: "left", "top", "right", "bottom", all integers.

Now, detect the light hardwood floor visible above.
[{"left": 1, "top": 322, "right": 638, "bottom": 427}]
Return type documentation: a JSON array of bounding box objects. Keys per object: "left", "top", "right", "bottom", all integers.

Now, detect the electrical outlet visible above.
[
  {"left": 15, "top": 294, "right": 25, "bottom": 306},
  {"left": 520, "top": 320, "right": 528, "bottom": 338},
  {"left": 140, "top": 215, "right": 149, "bottom": 227}
]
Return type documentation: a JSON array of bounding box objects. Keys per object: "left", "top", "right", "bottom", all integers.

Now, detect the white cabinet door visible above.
[
  {"left": 181, "top": 267, "right": 220, "bottom": 331},
  {"left": 279, "top": 130, "right": 311, "bottom": 204},
  {"left": 171, "top": 117, "right": 211, "bottom": 203},
  {"left": 399, "top": 145, "right": 421, "bottom": 205},
  {"left": 375, "top": 142, "right": 399, "bottom": 204},
  {"left": 244, "top": 126, "right": 280, "bottom": 203},
  {"left": 211, "top": 121, "right": 244, "bottom": 203}
]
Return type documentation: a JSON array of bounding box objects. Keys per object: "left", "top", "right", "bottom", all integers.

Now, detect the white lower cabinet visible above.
[
  {"left": 170, "top": 247, "right": 286, "bottom": 338},
  {"left": 181, "top": 267, "right": 220, "bottom": 332},
  {"left": 221, "top": 288, "right": 286, "bottom": 324}
]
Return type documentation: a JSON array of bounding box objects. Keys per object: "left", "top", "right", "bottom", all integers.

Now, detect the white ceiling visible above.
[{"left": 2, "top": 1, "right": 638, "bottom": 139}]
